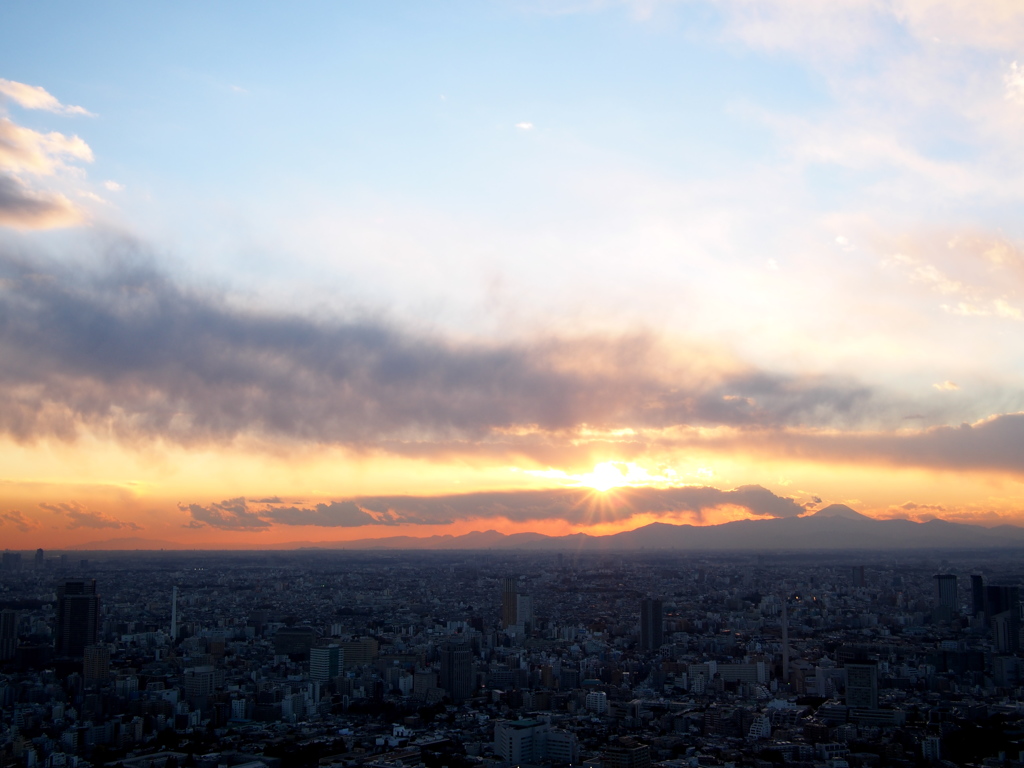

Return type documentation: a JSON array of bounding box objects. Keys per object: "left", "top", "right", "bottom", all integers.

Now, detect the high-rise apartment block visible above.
[
  {"left": 55, "top": 579, "right": 100, "bottom": 658},
  {"left": 845, "top": 662, "right": 879, "bottom": 710},
  {"left": 0, "top": 609, "right": 17, "bottom": 662},
  {"left": 310, "top": 644, "right": 342, "bottom": 682},
  {"left": 83, "top": 644, "right": 110, "bottom": 684},
  {"left": 640, "top": 598, "right": 663, "bottom": 651},
  {"left": 502, "top": 577, "right": 518, "bottom": 628},
  {"left": 439, "top": 641, "right": 473, "bottom": 702},
  {"left": 934, "top": 574, "right": 958, "bottom": 611},
  {"left": 971, "top": 574, "right": 985, "bottom": 617}
]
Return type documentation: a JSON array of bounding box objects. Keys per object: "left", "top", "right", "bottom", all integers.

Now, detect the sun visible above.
[{"left": 576, "top": 462, "right": 630, "bottom": 492}]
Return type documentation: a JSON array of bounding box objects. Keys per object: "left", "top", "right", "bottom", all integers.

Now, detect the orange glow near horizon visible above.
[{"left": 4, "top": 431, "right": 1024, "bottom": 549}]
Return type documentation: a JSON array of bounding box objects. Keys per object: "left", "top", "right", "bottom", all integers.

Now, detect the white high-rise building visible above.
[
  {"left": 494, "top": 719, "right": 578, "bottom": 765},
  {"left": 585, "top": 690, "right": 608, "bottom": 714}
]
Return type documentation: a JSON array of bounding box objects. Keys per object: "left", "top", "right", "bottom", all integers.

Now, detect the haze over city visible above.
[{"left": 4, "top": 2, "right": 1024, "bottom": 549}]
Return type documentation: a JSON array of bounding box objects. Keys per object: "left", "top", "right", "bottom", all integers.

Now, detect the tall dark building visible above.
[
  {"left": 34, "top": 548, "right": 44, "bottom": 571},
  {"left": 851, "top": 565, "right": 866, "bottom": 588},
  {"left": 273, "top": 626, "right": 316, "bottom": 661},
  {"left": 971, "top": 574, "right": 985, "bottom": 617},
  {"left": 439, "top": 641, "right": 473, "bottom": 702},
  {"left": 845, "top": 662, "right": 879, "bottom": 709},
  {"left": 985, "top": 584, "right": 1019, "bottom": 616},
  {"left": 934, "top": 574, "right": 958, "bottom": 611},
  {"left": 639, "top": 598, "right": 663, "bottom": 651},
  {"left": 986, "top": 585, "right": 1020, "bottom": 653},
  {"left": 501, "top": 577, "right": 518, "bottom": 628},
  {"left": 0, "top": 609, "right": 17, "bottom": 661},
  {"left": 55, "top": 579, "right": 100, "bottom": 658}
]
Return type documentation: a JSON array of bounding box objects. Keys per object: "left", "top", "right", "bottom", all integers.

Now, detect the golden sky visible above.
[{"left": 3, "top": 1, "right": 1024, "bottom": 548}]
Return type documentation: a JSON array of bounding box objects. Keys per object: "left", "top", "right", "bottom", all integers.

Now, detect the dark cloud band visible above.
[
  {"left": 182, "top": 484, "right": 806, "bottom": 530},
  {"left": 0, "top": 249, "right": 875, "bottom": 448}
]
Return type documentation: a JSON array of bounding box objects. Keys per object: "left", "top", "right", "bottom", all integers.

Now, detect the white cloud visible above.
[
  {"left": 1006, "top": 61, "right": 1024, "bottom": 104},
  {"left": 515, "top": 122, "right": 535, "bottom": 130},
  {"left": 0, "top": 78, "right": 92, "bottom": 116},
  {"left": 933, "top": 380, "right": 959, "bottom": 391},
  {"left": 0, "top": 102, "right": 94, "bottom": 230},
  {"left": 0, "top": 118, "right": 93, "bottom": 176},
  {"left": 886, "top": 253, "right": 962, "bottom": 295},
  {"left": 942, "top": 299, "right": 1023, "bottom": 320},
  {"left": 103, "top": 180, "right": 124, "bottom": 192}
]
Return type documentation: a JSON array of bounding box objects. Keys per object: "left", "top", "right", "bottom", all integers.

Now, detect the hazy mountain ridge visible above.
[{"left": 65, "top": 507, "right": 1024, "bottom": 551}]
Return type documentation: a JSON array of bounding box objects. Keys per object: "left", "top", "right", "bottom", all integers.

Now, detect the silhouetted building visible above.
[
  {"left": 985, "top": 584, "right": 1019, "bottom": 616},
  {"left": 337, "top": 636, "right": 378, "bottom": 669},
  {"left": 639, "top": 598, "right": 663, "bottom": 651},
  {"left": 845, "top": 662, "right": 878, "bottom": 709},
  {"left": 34, "top": 548, "right": 44, "bottom": 571},
  {"left": 83, "top": 644, "right": 110, "bottom": 684},
  {"left": 2, "top": 552, "right": 22, "bottom": 573},
  {"left": 502, "top": 577, "right": 518, "bottom": 628},
  {"left": 971, "top": 574, "right": 985, "bottom": 617},
  {"left": 274, "top": 626, "right": 316, "bottom": 661},
  {"left": 851, "top": 565, "right": 865, "bottom": 588},
  {"left": 0, "top": 609, "right": 17, "bottom": 661},
  {"left": 310, "top": 644, "right": 342, "bottom": 682},
  {"left": 439, "top": 641, "right": 473, "bottom": 702},
  {"left": 934, "top": 574, "right": 957, "bottom": 610},
  {"left": 985, "top": 585, "right": 1020, "bottom": 653},
  {"left": 55, "top": 579, "right": 100, "bottom": 658},
  {"left": 517, "top": 593, "right": 533, "bottom": 632}
]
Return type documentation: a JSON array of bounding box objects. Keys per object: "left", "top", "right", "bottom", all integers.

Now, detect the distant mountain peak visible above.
[{"left": 811, "top": 504, "right": 871, "bottom": 520}]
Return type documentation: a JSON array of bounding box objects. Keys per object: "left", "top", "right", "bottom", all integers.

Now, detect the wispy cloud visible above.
[
  {"left": 40, "top": 501, "right": 141, "bottom": 530},
  {"left": 0, "top": 509, "right": 41, "bottom": 532},
  {"left": 0, "top": 118, "right": 93, "bottom": 175},
  {"left": 0, "top": 78, "right": 92, "bottom": 116}
]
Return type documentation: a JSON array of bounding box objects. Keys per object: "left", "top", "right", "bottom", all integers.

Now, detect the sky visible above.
[{"left": 3, "top": 0, "right": 1024, "bottom": 548}]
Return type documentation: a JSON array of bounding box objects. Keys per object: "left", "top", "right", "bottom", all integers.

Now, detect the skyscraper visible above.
[
  {"left": 517, "top": 593, "right": 534, "bottom": 632},
  {"left": 34, "top": 548, "right": 44, "bottom": 571},
  {"left": 640, "top": 598, "right": 663, "bottom": 651},
  {"left": 501, "top": 577, "right": 518, "bottom": 628},
  {"left": 55, "top": 579, "right": 100, "bottom": 658},
  {"left": 0, "top": 609, "right": 17, "bottom": 662},
  {"left": 439, "top": 641, "right": 473, "bottom": 702},
  {"left": 971, "top": 574, "right": 985, "bottom": 617},
  {"left": 986, "top": 585, "right": 1020, "bottom": 653},
  {"left": 934, "top": 574, "right": 958, "bottom": 611},
  {"left": 851, "top": 565, "right": 866, "bottom": 588}
]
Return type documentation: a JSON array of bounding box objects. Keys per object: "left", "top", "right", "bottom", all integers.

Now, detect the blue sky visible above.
[{"left": 4, "top": 1, "right": 1024, "bottom": 545}]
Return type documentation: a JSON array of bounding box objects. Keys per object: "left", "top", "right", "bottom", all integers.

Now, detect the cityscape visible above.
[{"left": 2, "top": 545, "right": 1024, "bottom": 768}]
